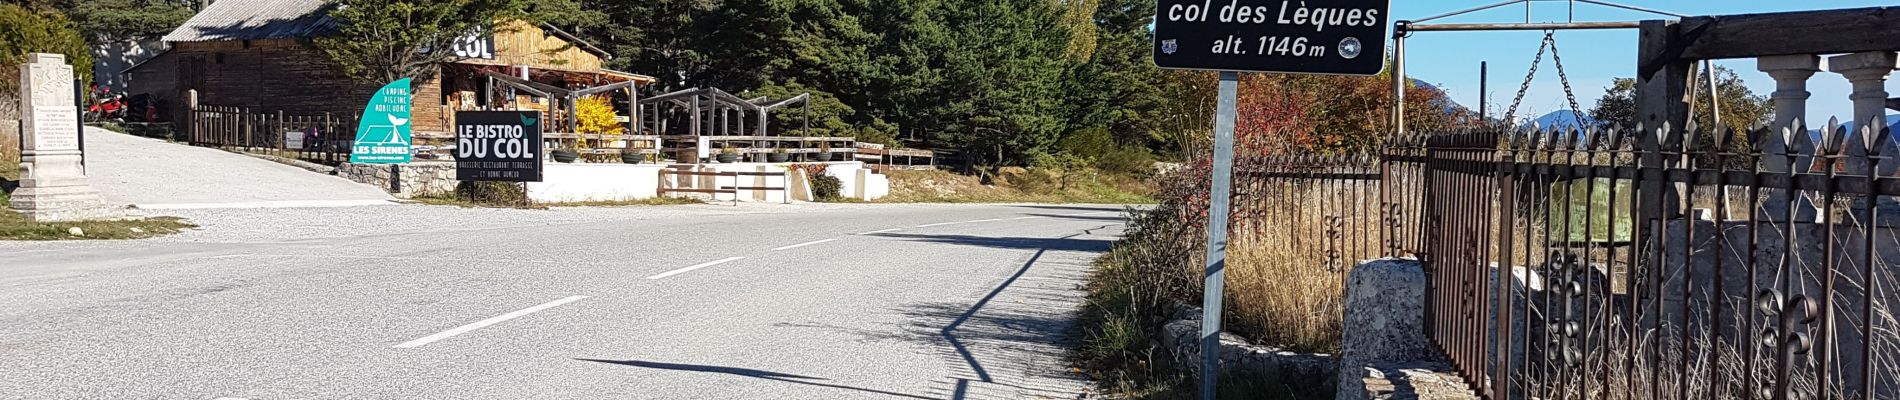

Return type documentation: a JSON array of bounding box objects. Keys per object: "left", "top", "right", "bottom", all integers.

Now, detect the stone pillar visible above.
[
  {"left": 9, "top": 53, "right": 126, "bottom": 221},
  {"left": 1828, "top": 52, "right": 1900, "bottom": 215},
  {"left": 1757, "top": 55, "right": 1822, "bottom": 222}
]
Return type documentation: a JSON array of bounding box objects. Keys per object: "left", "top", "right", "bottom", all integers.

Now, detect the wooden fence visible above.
[{"left": 188, "top": 105, "right": 357, "bottom": 165}]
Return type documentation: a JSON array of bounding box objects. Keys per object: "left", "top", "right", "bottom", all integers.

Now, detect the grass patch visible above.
[
  {"left": 1072, "top": 163, "right": 1352, "bottom": 399},
  {"left": 0, "top": 155, "right": 194, "bottom": 240},
  {"left": 878, "top": 168, "right": 1155, "bottom": 204},
  {"left": 0, "top": 211, "right": 194, "bottom": 240}
]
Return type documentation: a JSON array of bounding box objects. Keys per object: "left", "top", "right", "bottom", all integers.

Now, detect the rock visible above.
[
  {"left": 1339, "top": 258, "right": 1433, "bottom": 399},
  {"left": 1161, "top": 306, "right": 1337, "bottom": 389},
  {"left": 129, "top": 227, "right": 144, "bottom": 234},
  {"left": 67, "top": 227, "right": 83, "bottom": 236}
]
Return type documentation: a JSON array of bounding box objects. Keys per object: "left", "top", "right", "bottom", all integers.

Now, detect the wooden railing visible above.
[{"left": 187, "top": 105, "right": 356, "bottom": 165}]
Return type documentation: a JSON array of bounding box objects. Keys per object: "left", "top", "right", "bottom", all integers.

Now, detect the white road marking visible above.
[
  {"left": 1064, "top": 211, "right": 1119, "bottom": 217},
  {"left": 211, "top": 254, "right": 562, "bottom": 264},
  {"left": 858, "top": 228, "right": 902, "bottom": 235},
  {"left": 393, "top": 296, "right": 589, "bottom": 349},
  {"left": 914, "top": 222, "right": 961, "bottom": 228},
  {"left": 963, "top": 218, "right": 1007, "bottom": 223},
  {"left": 773, "top": 238, "right": 838, "bottom": 251},
  {"left": 1008, "top": 216, "right": 1045, "bottom": 220},
  {"left": 646, "top": 257, "right": 746, "bottom": 280}
]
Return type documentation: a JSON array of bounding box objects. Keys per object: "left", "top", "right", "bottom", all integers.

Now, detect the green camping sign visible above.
[{"left": 350, "top": 78, "right": 414, "bottom": 164}]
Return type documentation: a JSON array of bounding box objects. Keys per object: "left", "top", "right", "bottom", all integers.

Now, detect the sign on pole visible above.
[
  {"left": 1154, "top": 0, "right": 1392, "bottom": 75},
  {"left": 454, "top": 111, "right": 544, "bottom": 182},
  {"left": 350, "top": 78, "right": 414, "bottom": 164},
  {"left": 1151, "top": 2, "right": 1392, "bottom": 399}
]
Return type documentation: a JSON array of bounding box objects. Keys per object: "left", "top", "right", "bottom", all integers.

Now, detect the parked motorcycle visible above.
[{"left": 84, "top": 83, "right": 125, "bottom": 123}]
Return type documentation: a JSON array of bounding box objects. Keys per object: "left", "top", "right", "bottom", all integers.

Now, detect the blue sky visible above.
[{"left": 1389, "top": 0, "right": 1897, "bottom": 125}]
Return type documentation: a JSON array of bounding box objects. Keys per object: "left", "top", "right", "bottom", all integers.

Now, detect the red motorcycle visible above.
[{"left": 84, "top": 83, "right": 125, "bottom": 123}]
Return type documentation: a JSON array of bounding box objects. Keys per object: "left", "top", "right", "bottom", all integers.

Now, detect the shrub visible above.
[
  {"left": 810, "top": 174, "right": 844, "bottom": 202},
  {"left": 1059, "top": 127, "right": 1117, "bottom": 160},
  {"left": 574, "top": 96, "right": 621, "bottom": 134},
  {"left": 0, "top": 4, "right": 92, "bottom": 95},
  {"left": 452, "top": 181, "right": 528, "bottom": 207},
  {"left": 1097, "top": 146, "right": 1157, "bottom": 175}
]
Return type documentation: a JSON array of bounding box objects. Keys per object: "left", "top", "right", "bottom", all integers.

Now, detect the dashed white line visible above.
[
  {"left": 858, "top": 228, "right": 902, "bottom": 235},
  {"left": 773, "top": 238, "right": 838, "bottom": 251},
  {"left": 1008, "top": 216, "right": 1045, "bottom": 220},
  {"left": 393, "top": 296, "right": 590, "bottom": 349},
  {"left": 914, "top": 222, "right": 961, "bottom": 228},
  {"left": 646, "top": 257, "right": 746, "bottom": 280},
  {"left": 963, "top": 218, "right": 1007, "bottom": 223}
]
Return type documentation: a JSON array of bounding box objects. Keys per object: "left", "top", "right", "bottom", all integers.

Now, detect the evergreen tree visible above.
[{"left": 932, "top": 0, "right": 1071, "bottom": 168}]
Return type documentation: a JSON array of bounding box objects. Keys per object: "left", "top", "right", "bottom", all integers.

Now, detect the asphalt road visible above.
[{"left": 0, "top": 203, "right": 1130, "bottom": 399}]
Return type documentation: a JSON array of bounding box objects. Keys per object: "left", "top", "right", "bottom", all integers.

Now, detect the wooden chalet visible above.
[{"left": 126, "top": 0, "right": 653, "bottom": 139}]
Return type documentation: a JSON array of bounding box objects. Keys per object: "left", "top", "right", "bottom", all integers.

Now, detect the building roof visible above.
[
  {"left": 157, "top": 1, "right": 613, "bottom": 60},
  {"left": 161, "top": 0, "right": 338, "bottom": 43}
]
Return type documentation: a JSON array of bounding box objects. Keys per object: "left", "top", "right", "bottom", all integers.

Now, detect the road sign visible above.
[
  {"left": 1154, "top": 0, "right": 1392, "bottom": 75},
  {"left": 350, "top": 78, "right": 414, "bottom": 164},
  {"left": 454, "top": 111, "right": 544, "bottom": 182},
  {"left": 1152, "top": 2, "right": 1393, "bottom": 399}
]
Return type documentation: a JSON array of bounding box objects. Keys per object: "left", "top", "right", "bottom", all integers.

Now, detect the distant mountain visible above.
[
  {"left": 1810, "top": 114, "right": 1900, "bottom": 137},
  {"left": 1530, "top": 110, "right": 1597, "bottom": 130},
  {"left": 1411, "top": 79, "right": 1474, "bottom": 116}
]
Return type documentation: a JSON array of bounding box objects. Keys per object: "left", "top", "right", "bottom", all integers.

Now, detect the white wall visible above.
[
  {"left": 527, "top": 163, "right": 665, "bottom": 203},
  {"left": 525, "top": 161, "right": 890, "bottom": 203}
]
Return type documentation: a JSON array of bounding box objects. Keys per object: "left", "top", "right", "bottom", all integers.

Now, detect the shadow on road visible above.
[
  {"left": 867, "top": 231, "right": 1114, "bottom": 252},
  {"left": 576, "top": 359, "right": 938, "bottom": 400},
  {"left": 778, "top": 231, "right": 1104, "bottom": 399},
  {"left": 1009, "top": 204, "right": 1130, "bottom": 213},
  {"left": 1022, "top": 213, "right": 1128, "bottom": 222}
]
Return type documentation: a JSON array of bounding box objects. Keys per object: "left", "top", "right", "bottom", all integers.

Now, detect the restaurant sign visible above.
[{"left": 454, "top": 111, "right": 544, "bottom": 182}]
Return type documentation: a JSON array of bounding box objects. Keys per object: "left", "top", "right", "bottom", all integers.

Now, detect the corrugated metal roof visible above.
[{"left": 161, "top": 0, "right": 338, "bottom": 42}]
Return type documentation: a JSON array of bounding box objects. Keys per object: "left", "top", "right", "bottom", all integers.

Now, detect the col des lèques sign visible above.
[{"left": 350, "top": 78, "right": 414, "bottom": 164}]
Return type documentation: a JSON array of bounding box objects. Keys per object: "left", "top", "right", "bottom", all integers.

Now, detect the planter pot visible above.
[
  {"left": 716, "top": 153, "right": 739, "bottom": 163},
  {"left": 551, "top": 150, "right": 580, "bottom": 163},
  {"left": 815, "top": 152, "right": 834, "bottom": 162},
  {"left": 767, "top": 153, "right": 789, "bottom": 163},
  {"left": 621, "top": 151, "right": 645, "bottom": 164}
]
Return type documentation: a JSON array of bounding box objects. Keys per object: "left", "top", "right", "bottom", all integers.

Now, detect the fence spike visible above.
[
  {"left": 1746, "top": 123, "right": 1770, "bottom": 155},
  {"left": 1862, "top": 117, "right": 1890, "bottom": 157},
  {"left": 1823, "top": 116, "right": 1848, "bottom": 155},
  {"left": 1713, "top": 121, "right": 1732, "bottom": 152}
]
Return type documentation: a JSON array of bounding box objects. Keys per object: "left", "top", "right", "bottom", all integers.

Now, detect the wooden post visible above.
[
  {"left": 1636, "top": 19, "right": 1689, "bottom": 220},
  {"left": 185, "top": 89, "right": 199, "bottom": 144}
]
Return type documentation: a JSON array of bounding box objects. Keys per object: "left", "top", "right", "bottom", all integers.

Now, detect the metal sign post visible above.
[
  {"left": 1152, "top": 1, "right": 1392, "bottom": 399},
  {"left": 1199, "top": 70, "right": 1239, "bottom": 397}
]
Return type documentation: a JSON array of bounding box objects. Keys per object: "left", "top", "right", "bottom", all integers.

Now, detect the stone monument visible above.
[{"left": 8, "top": 53, "right": 125, "bottom": 221}]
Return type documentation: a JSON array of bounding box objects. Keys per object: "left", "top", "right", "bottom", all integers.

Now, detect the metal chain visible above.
[
  {"left": 1504, "top": 32, "right": 1552, "bottom": 123},
  {"left": 1546, "top": 32, "right": 1589, "bottom": 129}
]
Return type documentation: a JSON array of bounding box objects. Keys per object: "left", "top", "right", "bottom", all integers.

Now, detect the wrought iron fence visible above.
[
  {"left": 1237, "top": 119, "right": 1897, "bottom": 400},
  {"left": 187, "top": 105, "right": 356, "bottom": 165},
  {"left": 1408, "top": 120, "right": 1900, "bottom": 400}
]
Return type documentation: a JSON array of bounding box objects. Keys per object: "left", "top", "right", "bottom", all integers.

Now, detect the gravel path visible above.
[{"left": 82, "top": 128, "right": 392, "bottom": 209}]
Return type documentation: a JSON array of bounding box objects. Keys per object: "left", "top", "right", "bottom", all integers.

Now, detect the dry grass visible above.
[
  {"left": 1220, "top": 188, "right": 1372, "bottom": 353},
  {"left": 879, "top": 168, "right": 1154, "bottom": 204}
]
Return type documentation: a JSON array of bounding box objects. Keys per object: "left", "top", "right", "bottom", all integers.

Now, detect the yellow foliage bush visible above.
[{"left": 576, "top": 96, "right": 621, "bottom": 135}]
